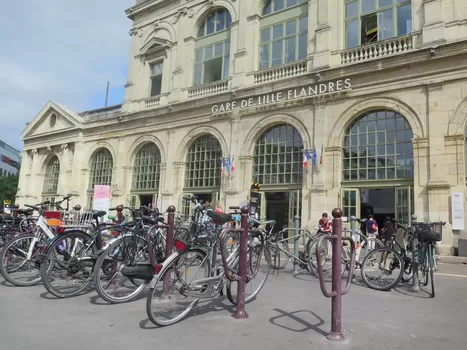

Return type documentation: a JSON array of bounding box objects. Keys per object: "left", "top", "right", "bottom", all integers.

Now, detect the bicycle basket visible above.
[
  {"left": 60, "top": 210, "right": 95, "bottom": 229},
  {"left": 414, "top": 222, "right": 443, "bottom": 243}
]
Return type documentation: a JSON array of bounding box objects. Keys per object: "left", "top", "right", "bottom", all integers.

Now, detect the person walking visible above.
[
  {"left": 365, "top": 214, "right": 378, "bottom": 251},
  {"left": 381, "top": 216, "right": 395, "bottom": 245}
]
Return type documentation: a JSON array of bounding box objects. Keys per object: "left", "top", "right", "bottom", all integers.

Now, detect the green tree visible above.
[{"left": 0, "top": 174, "right": 19, "bottom": 206}]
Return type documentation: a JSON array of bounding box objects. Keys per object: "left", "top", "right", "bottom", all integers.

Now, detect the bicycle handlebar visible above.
[{"left": 249, "top": 217, "right": 276, "bottom": 226}]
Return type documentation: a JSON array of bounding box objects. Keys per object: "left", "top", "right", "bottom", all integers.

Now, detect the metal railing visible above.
[{"left": 78, "top": 104, "right": 122, "bottom": 119}]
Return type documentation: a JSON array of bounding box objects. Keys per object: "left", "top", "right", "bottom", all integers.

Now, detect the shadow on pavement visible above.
[
  {"left": 269, "top": 308, "right": 327, "bottom": 336},
  {"left": 393, "top": 283, "right": 432, "bottom": 298},
  {"left": 0, "top": 280, "right": 16, "bottom": 287},
  {"left": 140, "top": 296, "right": 236, "bottom": 329},
  {"left": 39, "top": 286, "right": 94, "bottom": 300},
  {"left": 89, "top": 289, "right": 149, "bottom": 305}
]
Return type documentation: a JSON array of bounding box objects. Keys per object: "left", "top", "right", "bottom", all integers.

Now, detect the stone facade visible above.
[{"left": 17, "top": 0, "right": 467, "bottom": 255}]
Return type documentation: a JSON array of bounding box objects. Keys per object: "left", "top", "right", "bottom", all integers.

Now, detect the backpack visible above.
[{"left": 371, "top": 222, "right": 378, "bottom": 231}]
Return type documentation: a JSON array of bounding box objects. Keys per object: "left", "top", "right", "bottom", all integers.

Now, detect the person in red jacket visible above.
[{"left": 319, "top": 212, "right": 332, "bottom": 233}]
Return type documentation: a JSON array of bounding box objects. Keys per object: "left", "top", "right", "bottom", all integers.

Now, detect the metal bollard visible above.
[
  {"left": 315, "top": 208, "right": 356, "bottom": 342},
  {"left": 232, "top": 206, "right": 249, "bottom": 319},
  {"left": 411, "top": 215, "right": 420, "bottom": 293},
  {"left": 163, "top": 205, "right": 176, "bottom": 294},
  {"left": 116, "top": 204, "right": 124, "bottom": 224},
  {"left": 12, "top": 204, "right": 19, "bottom": 219},
  {"left": 293, "top": 215, "right": 300, "bottom": 274}
]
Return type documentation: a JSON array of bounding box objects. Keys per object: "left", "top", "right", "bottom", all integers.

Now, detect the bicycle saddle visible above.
[
  {"left": 141, "top": 216, "right": 165, "bottom": 225},
  {"left": 206, "top": 210, "right": 232, "bottom": 224}
]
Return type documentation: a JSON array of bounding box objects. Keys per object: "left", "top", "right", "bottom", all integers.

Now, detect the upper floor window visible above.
[
  {"left": 198, "top": 8, "right": 232, "bottom": 38},
  {"left": 195, "top": 8, "right": 232, "bottom": 86},
  {"left": 345, "top": 0, "right": 412, "bottom": 49},
  {"left": 262, "top": 0, "right": 307, "bottom": 16},
  {"left": 150, "top": 62, "right": 163, "bottom": 96}
]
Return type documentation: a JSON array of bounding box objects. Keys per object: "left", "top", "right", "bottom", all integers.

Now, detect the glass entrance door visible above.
[
  {"left": 395, "top": 186, "right": 411, "bottom": 227},
  {"left": 341, "top": 188, "right": 361, "bottom": 220}
]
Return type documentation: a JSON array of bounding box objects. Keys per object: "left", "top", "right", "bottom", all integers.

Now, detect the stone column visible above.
[
  {"left": 229, "top": 20, "right": 245, "bottom": 89},
  {"left": 421, "top": 0, "right": 446, "bottom": 46},
  {"left": 237, "top": 155, "right": 253, "bottom": 207},
  {"left": 244, "top": 15, "right": 260, "bottom": 86},
  {"left": 412, "top": 137, "right": 430, "bottom": 220},
  {"left": 312, "top": 0, "right": 331, "bottom": 69}
]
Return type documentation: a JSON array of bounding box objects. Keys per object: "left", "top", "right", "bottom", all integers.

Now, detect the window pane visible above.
[
  {"left": 397, "top": 3, "right": 412, "bottom": 35},
  {"left": 204, "top": 57, "right": 223, "bottom": 83},
  {"left": 285, "top": 37, "right": 296, "bottom": 63},
  {"left": 223, "top": 56, "right": 230, "bottom": 79},
  {"left": 214, "top": 42, "right": 223, "bottom": 57},
  {"left": 274, "top": 0, "right": 285, "bottom": 12},
  {"left": 362, "top": 13, "right": 378, "bottom": 44},
  {"left": 195, "top": 48, "right": 203, "bottom": 62},
  {"left": 226, "top": 11, "right": 232, "bottom": 27},
  {"left": 194, "top": 63, "right": 202, "bottom": 85},
  {"left": 299, "top": 16, "right": 308, "bottom": 32},
  {"left": 224, "top": 40, "right": 230, "bottom": 54},
  {"left": 272, "top": 40, "right": 283, "bottom": 66},
  {"left": 261, "top": 28, "right": 270, "bottom": 43},
  {"left": 346, "top": 19, "right": 359, "bottom": 48},
  {"left": 287, "top": 0, "right": 298, "bottom": 6},
  {"left": 205, "top": 46, "right": 213, "bottom": 59},
  {"left": 378, "top": 8, "right": 394, "bottom": 40},
  {"left": 150, "top": 75, "right": 162, "bottom": 96},
  {"left": 206, "top": 13, "right": 215, "bottom": 35},
  {"left": 263, "top": 0, "right": 272, "bottom": 15},
  {"left": 298, "top": 33, "right": 307, "bottom": 60},
  {"left": 216, "top": 10, "right": 225, "bottom": 31},
  {"left": 362, "top": 0, "right": 376, "bottom": 12},
  {"left": 286, "top": 20, "right": 297, "bottom": 35},
  {"left": 273, "top": 23, "right": 284, "bottom": 39},
  {"left": 346, "top": 1, "right": 358, "bottom": 18},
  {"left": 260, "top": 45, "right": 270, "bottom": 69},
  {"left": 379, "top": 0, "right": 392, "bottom": 7}
]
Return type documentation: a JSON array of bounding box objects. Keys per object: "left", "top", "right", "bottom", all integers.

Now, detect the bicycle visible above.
[
  {"left": 0, "top": 195, "right": 74, "bottom": 286},
  {"left": 146, "top": 208, "right": 270, "bottom": 327}
]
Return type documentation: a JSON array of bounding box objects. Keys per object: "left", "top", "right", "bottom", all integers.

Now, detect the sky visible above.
[{"left": 0, "top": 0, "right": 134, "bottom": 150}]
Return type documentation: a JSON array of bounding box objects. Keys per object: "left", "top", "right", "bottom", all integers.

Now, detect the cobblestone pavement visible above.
[{"left": 0, "top": 262, "right": 466, "bottom": 350}]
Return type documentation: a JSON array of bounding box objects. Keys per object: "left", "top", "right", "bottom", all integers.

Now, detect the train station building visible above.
[{"left": 16, "top": 0, "right": 467, "bottom": 255}]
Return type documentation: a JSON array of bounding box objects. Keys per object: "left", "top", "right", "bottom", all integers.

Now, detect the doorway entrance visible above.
[
  {"left": 257, "top": 190, "right": 301, "bottom": 235},
  {"left": 341, "top": 186, "right": 413, "bottom": 229}
]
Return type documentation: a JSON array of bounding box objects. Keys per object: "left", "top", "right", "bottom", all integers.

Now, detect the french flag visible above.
[{"left": 303, "top": 150, "right": 312, "bottom": 168}]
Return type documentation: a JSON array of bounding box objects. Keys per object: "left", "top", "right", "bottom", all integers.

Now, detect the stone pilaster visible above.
[{"left": 422, "top": 0, "right": 446, "bottom": 46}]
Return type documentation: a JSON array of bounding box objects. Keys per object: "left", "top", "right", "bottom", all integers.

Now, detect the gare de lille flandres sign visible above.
[{"left": 211, "top": 78, "right": 352, "bottom": 114}]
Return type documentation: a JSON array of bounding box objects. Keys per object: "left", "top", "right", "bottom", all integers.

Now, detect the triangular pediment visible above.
[
  {"left": 140, "top": 37, "right": 171, "bottom": 56},
  {"left": 21, "top": 101, "right": 83, "bottom": 140}
]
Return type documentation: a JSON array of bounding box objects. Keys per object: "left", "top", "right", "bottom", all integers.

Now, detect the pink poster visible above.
[{"left": 94, "top": 185, "right": 111, "bottom": 200}]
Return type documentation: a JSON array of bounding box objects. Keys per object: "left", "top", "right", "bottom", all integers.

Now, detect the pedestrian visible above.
[
  {"left": 381, "top": 216, "right": 395, "bottom": 245},
  {"left": 319, "top": 212, "right": 332, "bottom": 233},
  {"left": 365, "top": 214, "right": 378, "bottom": 250}
]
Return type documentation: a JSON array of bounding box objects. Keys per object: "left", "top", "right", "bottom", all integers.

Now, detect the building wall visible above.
[
  {"left": 0, "top": 140, "right": 21, "bottom": 176},
  {"left": 17, "top": 0, "right": 467, "bottom": 255}
]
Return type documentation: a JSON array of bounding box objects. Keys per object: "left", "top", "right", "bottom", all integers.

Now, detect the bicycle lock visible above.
[
  {"left": 315, "top": 208, "right": 356, "bottom": 342},
  {"left": 219, "top": 206, "right": 265, "bottom": 319}
]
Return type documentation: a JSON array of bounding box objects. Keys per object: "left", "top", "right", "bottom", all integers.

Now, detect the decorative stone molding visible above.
[
  {"left": 172, "top": 7, "right": 188, "bottom": 24},
  {"left": 129, "top": 28, "right": 138, "bottom": 36}
]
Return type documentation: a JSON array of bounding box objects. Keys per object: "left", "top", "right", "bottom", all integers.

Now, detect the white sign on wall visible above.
[
  {"left": 93, "top": 185, "right": 111, "bottom": 222},
  {"left": 451, "top": 192, "right": 464, "bottom": 230}
]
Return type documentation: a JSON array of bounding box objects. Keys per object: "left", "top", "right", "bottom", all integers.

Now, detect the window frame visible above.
[
  {"left": 88, "top": 149, "right": 113, "bottom": 192},
  {"left": 149, "top": 60, "right": 164, "bottom": 97},
  {"left": 259, "top": 12, "right": 308, "bottom": 70},
  {"left": 344, "top": 0, "right": 412, "bottom": 49},
  {"left": 194, "top": 37, "right": 231, "bottom": 86},
  {"left": 42, "top": 156, "right": 60, "bottom": 195},
  {"left": 197, "top": 8, "right": 232, "bottom": 39},
  {"left": 262, "top": 0, "right": 308, "bottom": 17},
  {"left": 131, "top": 143, "right": 162, "bottom": 193}
]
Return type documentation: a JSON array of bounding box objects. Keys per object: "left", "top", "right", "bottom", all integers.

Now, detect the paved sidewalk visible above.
[{"left": 0, "top": 268, "right": 466, "bottom": 350}]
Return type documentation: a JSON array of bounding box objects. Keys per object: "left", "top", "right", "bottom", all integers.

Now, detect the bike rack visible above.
[
  {"left": 315, "top": 208, "right": 356, "bottom": 342},
  {"left": 218, "top": 206, "right": 265, "bottom": 319}
]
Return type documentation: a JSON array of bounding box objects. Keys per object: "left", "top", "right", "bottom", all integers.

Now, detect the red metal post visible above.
[
  {"left": 232, "top": 206, "right": 249, "bottom": 319},
  {"left": 328, "top": 208, "right": 344, "bottom": 341},
  {"left": 12, "top": 204, "right": 19, "bottom": 219},
  {"left": 163, "top": 205, "right": 176, "bottom": 294},
  {"left": 116, "top": 204, "right": 124, "bottom": 224}
]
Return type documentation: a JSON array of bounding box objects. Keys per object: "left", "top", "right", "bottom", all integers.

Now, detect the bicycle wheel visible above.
[
  {"left": 268, "top": 240, "right": 290, "bottom": 269},
  {"left": 146, "top": 249, "right": 209, "bottom": 327},
  {"left": 226, "top": 245, "right": 271, "bottom": 304},
  {"left": 360, "top": 246, "right": 404, "bottom": 291},
  {"left": 93, "top": 234, "right": 149, "bottom": 304},
  {"left": 40, "top": 230, "right": 96, "bottom": 298},
  {"left": 0, "top": 234, "right": 46, "bottom": 286},
  {"left": 307, "top": 235, "right": 331, "bottom": 276}
]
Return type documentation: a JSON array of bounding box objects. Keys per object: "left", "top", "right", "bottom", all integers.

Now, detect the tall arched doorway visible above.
[
  {"left": 87, "top": 148, "right": 113, "bottom": 208},
  {"left": 42, "top": 155, "right": 60, "bottom": 203},
  {"left": 181, "top": 134, "right": 222, "bottom": 217},
  {"left": 130, "top": 142, "right": 162, "bottom": 209},
  {"left": 253, "top": 124, "right": 303, "bottom": 232},
  {"left": 341, "top": 110, "right": 414, "bottom": 226}
]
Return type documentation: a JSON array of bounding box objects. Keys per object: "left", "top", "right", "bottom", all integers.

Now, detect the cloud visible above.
[{"left": 0, "top": 0, "right": 134, "bottom": 150}]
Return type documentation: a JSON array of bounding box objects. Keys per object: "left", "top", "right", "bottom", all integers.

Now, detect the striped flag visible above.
[{"left": 303, "top": 150, "right": 312, "bottom": 168}]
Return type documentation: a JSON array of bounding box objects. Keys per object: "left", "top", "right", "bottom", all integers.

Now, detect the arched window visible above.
[
  {"left": 43, "top": 156, "right": 60, "bottom": 194},
  {"left": 194, "top": 8, "right": 232, "bottom": 86},
  {"left": 344, "top": 0, "right": 412, "bottom": 49},
  {"left": 185, "top": 135, "right": 222, "bottom": 188},
  {"left": 260, "top": 0, "right": 308, "bottom": 70},
  {"left": 89, "top": 148, "right": 113, "bottom": 190},
  {"left": 253, "top": 124, "right": 303, "bottom": 185},
  {"left": 132, "top": 143, "right": 161, "bottom": 191},
  {"left": 342, "top": 110, "right": 414, "bottom": 181}
]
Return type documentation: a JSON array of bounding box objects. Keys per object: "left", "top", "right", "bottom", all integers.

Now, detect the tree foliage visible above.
[{"left": 0, "top": 175, "right": 19, "bottom": 205}]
